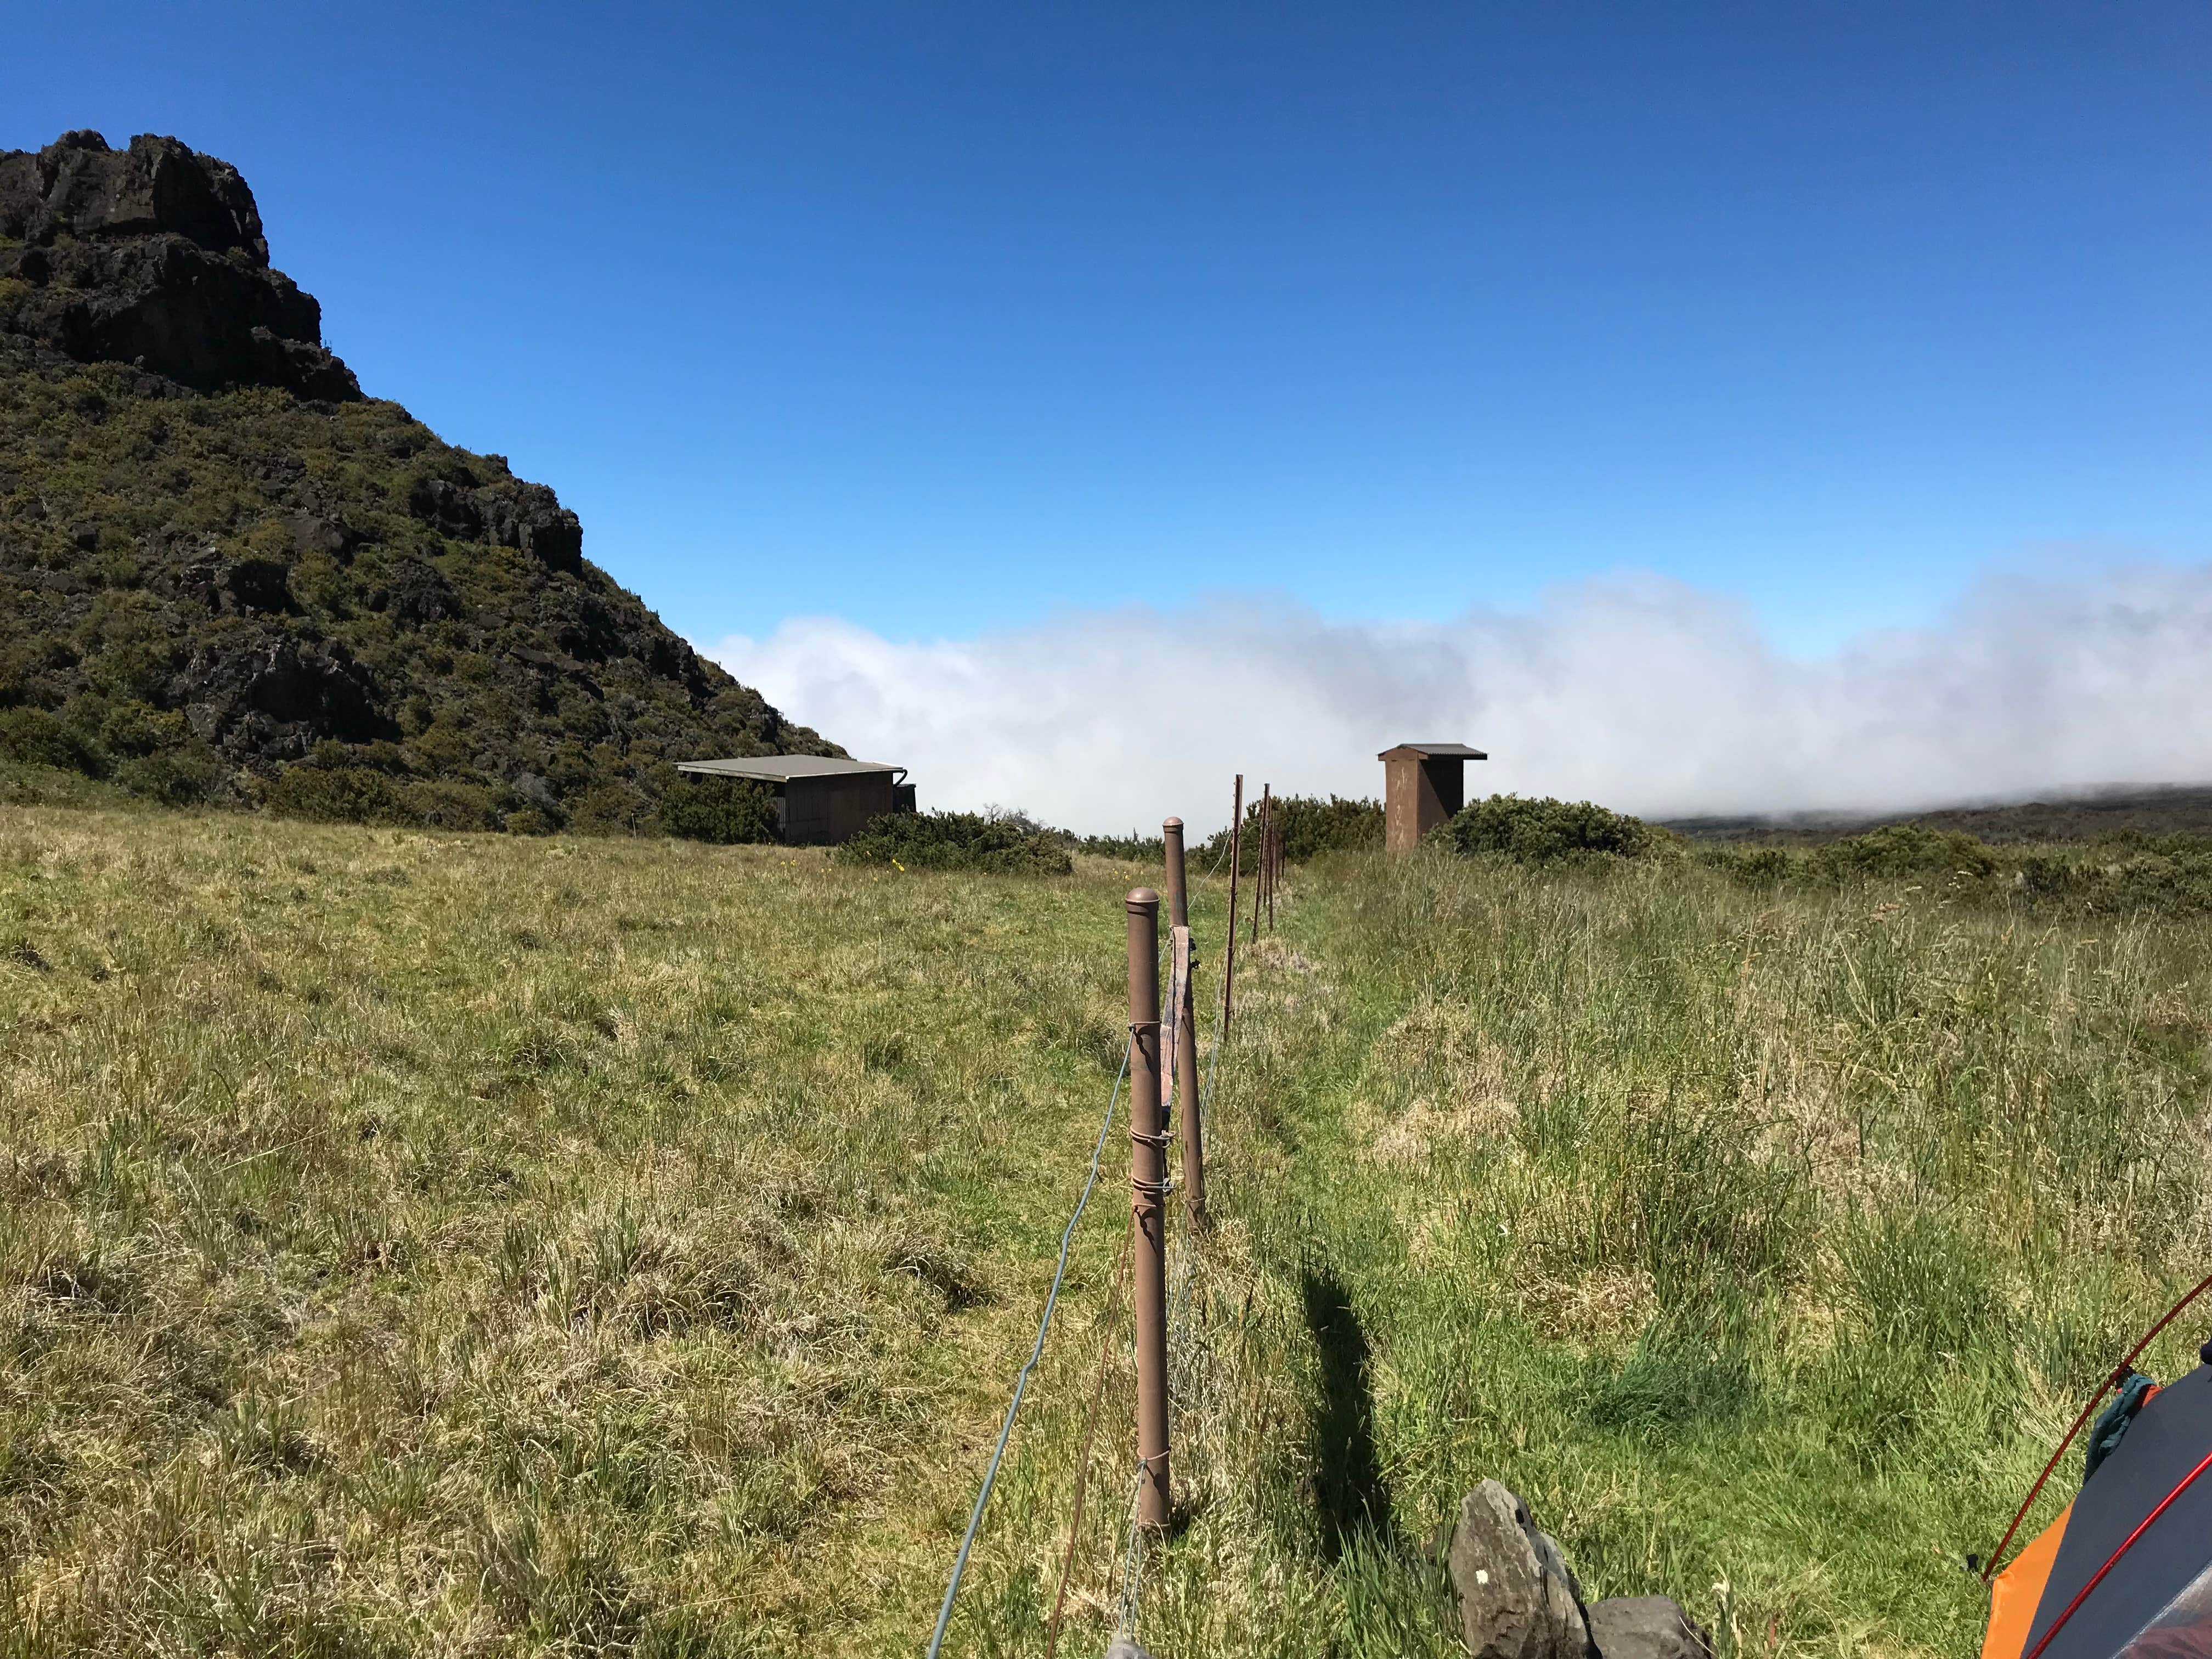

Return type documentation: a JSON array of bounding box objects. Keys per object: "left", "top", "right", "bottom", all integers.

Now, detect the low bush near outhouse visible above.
[
  {"left": 838, "top": 809, "right": 1074, "bottom": 874},
  {"left": 654, "top": 775, "right": 781, "bottom": 844},
  {"left": 1441, "top": 793, "right": 1658, "bottom": 862},
  {"left": 1194, "top": 793, "right": 1386, "bottom": 866}
]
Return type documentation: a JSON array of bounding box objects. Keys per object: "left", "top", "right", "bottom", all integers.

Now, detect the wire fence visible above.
[
  {"left": 927, "top": 821, "right": 1250, "bottom": 1658},
  {"left": 924, "top": 1036, "right": 1134, "bottom": 1659},
  {"left": 1110, "top": 956, "right": 1228, "bottom": 1646}
]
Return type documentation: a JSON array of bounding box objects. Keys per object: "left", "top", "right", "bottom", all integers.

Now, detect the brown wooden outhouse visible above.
[
  {"left": 1378, "top": 743, "right": 1486, "bottom": 853},
  {"left": 676, "top": 755, "right": 912, "bottom": 845}
]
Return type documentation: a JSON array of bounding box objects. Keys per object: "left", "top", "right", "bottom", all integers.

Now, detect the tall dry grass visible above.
[
  {"left": 0, "top": 808, "right": 1176, "bottom": 1655},
  {"left": 4, "top": 807, "right": 2207, "bottom": 1657},
  {"left": 1053, "top": 849, "right": 2211, "bottom": 1659}
]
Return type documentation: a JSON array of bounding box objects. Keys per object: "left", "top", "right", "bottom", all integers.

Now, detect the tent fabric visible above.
[
  {"left": 2021, "top": 1365, "right": 2212, "bottom": 1659},
  {"left": 2114, "top": 1560, "right": 2212, "bottom": 1658},
  {"left": 1985, "top": 1505, "right": 2073, "bottom": 1659}
]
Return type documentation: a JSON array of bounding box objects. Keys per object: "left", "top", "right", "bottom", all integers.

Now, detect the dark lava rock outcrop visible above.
[
  {"left": 0, "top": 130, "right": 830, "bottom": 832},
  {"left": 0, "top": 131, "right": 358, "bottom": 400}
]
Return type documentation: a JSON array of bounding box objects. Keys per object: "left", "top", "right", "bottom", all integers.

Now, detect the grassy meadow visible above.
[{"left": 3, "top": 800, "right": 2210, "bottom": 1657}]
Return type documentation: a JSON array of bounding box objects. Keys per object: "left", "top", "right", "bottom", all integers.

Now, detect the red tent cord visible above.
[
  {"left": 1984, "top": 1272, "right": 2212, "bottom": 1583},
  {"left": 2019, "top": 1444, "right": 2212, "bottom": 1659}
]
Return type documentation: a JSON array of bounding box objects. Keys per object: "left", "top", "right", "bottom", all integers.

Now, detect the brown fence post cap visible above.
[
  {"left": 1163, "top": 816, "right": 1182, "bottom": 830},
  {"left": 1126, "top": 887, "right": 1160, "bottom": 912}
]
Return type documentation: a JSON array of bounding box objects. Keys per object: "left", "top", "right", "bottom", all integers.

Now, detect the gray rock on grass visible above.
[
  {"left": 1585, "top": 1596, "right": 1714, "bottom": 1659},
  {"left": 1447, "top": 1479, "right": 1595, "bottom": 1659}
]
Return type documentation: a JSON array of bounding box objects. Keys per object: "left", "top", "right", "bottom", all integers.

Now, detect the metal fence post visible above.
[
  {"left": 1221, "top": 775, "right": 1243, "bottom": 1042},
  {"left": 1267, "top": 813, "right": 1280, "bottom": 932},
  {"left": 1269, "top": 792, "right": 1279, "bottom": 929},
  {"left": 1125, "top": 888, "right": 1171, "bottom": 1530},
  {"left": 1162, "top": 819, "right": 1205, "bottom": 1233},
  {"left": 1250, "top": 785, "right": 1270, "bottom": 946},
  {"left": 1260, "top": 786, "right": 1275, "bottom": 935}
]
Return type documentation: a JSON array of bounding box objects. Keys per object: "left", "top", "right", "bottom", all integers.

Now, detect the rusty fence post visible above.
[
  {"left": 1163, "top": 818, "right": 1205, "bottom": 1233},
  {"left": 1268, "top": 814, "right": 1280, "bottom": 932},
  {"left": 1250, "top": 784, "right": 1270, "bottom": 946},
  {"left": 1125, "top": 888, "right": 1171, "bottom": 1530},
  {"left": 1221, "top": 775, "right": 1243, "bottom": 1042},
  {"left": 1273, "top": 809, "right": 1283, "bottom": 926},
  {"left": 1261, "top": 786, "right": 1276, "bottom": 934},
  {"left": 1265, "top": 818, "right": 1283, "bottom": 938}
]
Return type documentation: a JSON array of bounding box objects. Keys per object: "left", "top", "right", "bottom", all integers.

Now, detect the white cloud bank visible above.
[{"left": 706, "top": 565, "right": 2212, "bottom": 837}]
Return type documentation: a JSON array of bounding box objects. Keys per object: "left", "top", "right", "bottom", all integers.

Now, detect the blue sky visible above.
[{"left": 9, "top": 3, "right": 2211, "bottom": 659}]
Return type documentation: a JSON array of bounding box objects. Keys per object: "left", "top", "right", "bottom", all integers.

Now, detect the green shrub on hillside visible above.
[
  {"left": 1195, "top": 793, "right": 1385, "bottom": 867},
  {"left": 837, "top": 810, "right": 1073, "bottom": 875},
  {"left": 1813, "top": 822, "right": 1996, "bottom": 881},
  {"left": 0, "top": 759, "right": 133, "bottom": 809},
  {"left": 0, "top": 347, "right": 828, "bottom": 832},
  {"left": 2070, "top": 850, "right": 2212, "bottom": 915},
  {"left": 114, "top": 749, "right": 222, "bottom": 806},
  {"left": 1700, "top": 823, "right": 2212, "bottom": 916},
  {"left": 398, "top": 778, "right": 500, "bottom": 832},
  {"left": 1699, "top": 842, "right": 1797, "bottom": 884},
  {"left": 0, "top": 698, "right": 229, "bottom": 806},
  {"left": 1996, "top": 845, "right": 2212, "bottom": 916},
  {"left": 1274, "top": 793, "right": 1385, "bottom": 860},
  {"left": 263, "top": 764, "right": 405, "bottom": 825},
  {"left": 0, "top": 707, "right": 99, "bottom": 774},
  {"left": 1075, "top": 830, "right": 1166, "bottom": 862},
  {"left": 1441, "top": 794, "right": 1656, "bottom": 862},
  {"left": 655, "top": 776, "right": 780, "bottom": 845}
]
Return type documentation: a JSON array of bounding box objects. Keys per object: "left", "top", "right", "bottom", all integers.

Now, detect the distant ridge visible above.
[
  {"left": 0, "top": 130, "right": 830, "bottom": 832},
  {"left": 1665, "top": 785, "right": 2212, "bottom": 845}
]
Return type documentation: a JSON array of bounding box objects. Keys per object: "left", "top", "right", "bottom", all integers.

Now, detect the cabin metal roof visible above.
[
  {"left": 1376, "top": 743, "right": 1488, "bottom": 760},
  {"left": 678, "top": 755, "right": 905, "bottom": 782}
]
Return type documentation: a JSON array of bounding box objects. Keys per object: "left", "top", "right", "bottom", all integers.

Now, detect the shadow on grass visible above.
[{"left": 1300, "top": 1263, "right": 1392, "bottom": 1556}]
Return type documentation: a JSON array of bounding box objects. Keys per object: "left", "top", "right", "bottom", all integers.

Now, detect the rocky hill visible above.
[{"left": 0, "top": 129, "right": 829, "bottom": 833}]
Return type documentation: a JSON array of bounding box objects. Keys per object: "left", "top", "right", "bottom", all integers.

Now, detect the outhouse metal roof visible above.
[
  {"left": 1377, "top": 743, "right": 1488, "bottom": 760},
  {"left": 678, "top": 755, "right": 905, "bottom": 782}
]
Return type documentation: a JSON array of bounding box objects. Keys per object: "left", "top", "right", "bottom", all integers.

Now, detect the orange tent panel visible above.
[{"left": 1985, "top": 1505, "right": 2074, "bottom": 1659}]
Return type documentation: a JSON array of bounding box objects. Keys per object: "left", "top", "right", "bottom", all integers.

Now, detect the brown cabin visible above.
[
  {"left": 1378, "top": 743, "right": 1487, "bottom": 853},
  {"left": 676, "top": 755, "right": 913, "bottom": 845}
]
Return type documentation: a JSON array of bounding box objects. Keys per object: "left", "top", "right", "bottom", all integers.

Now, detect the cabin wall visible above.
[{"left": 782, "top": 774, "right": 897, "bottom": 845}]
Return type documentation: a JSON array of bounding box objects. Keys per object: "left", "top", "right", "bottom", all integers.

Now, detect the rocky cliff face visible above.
[
  {"left": 0, "top": 131, "right": 358, "bottom": 400},
  {"left": 0, "top": 130, "right": 828, "bottom": 832}
]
